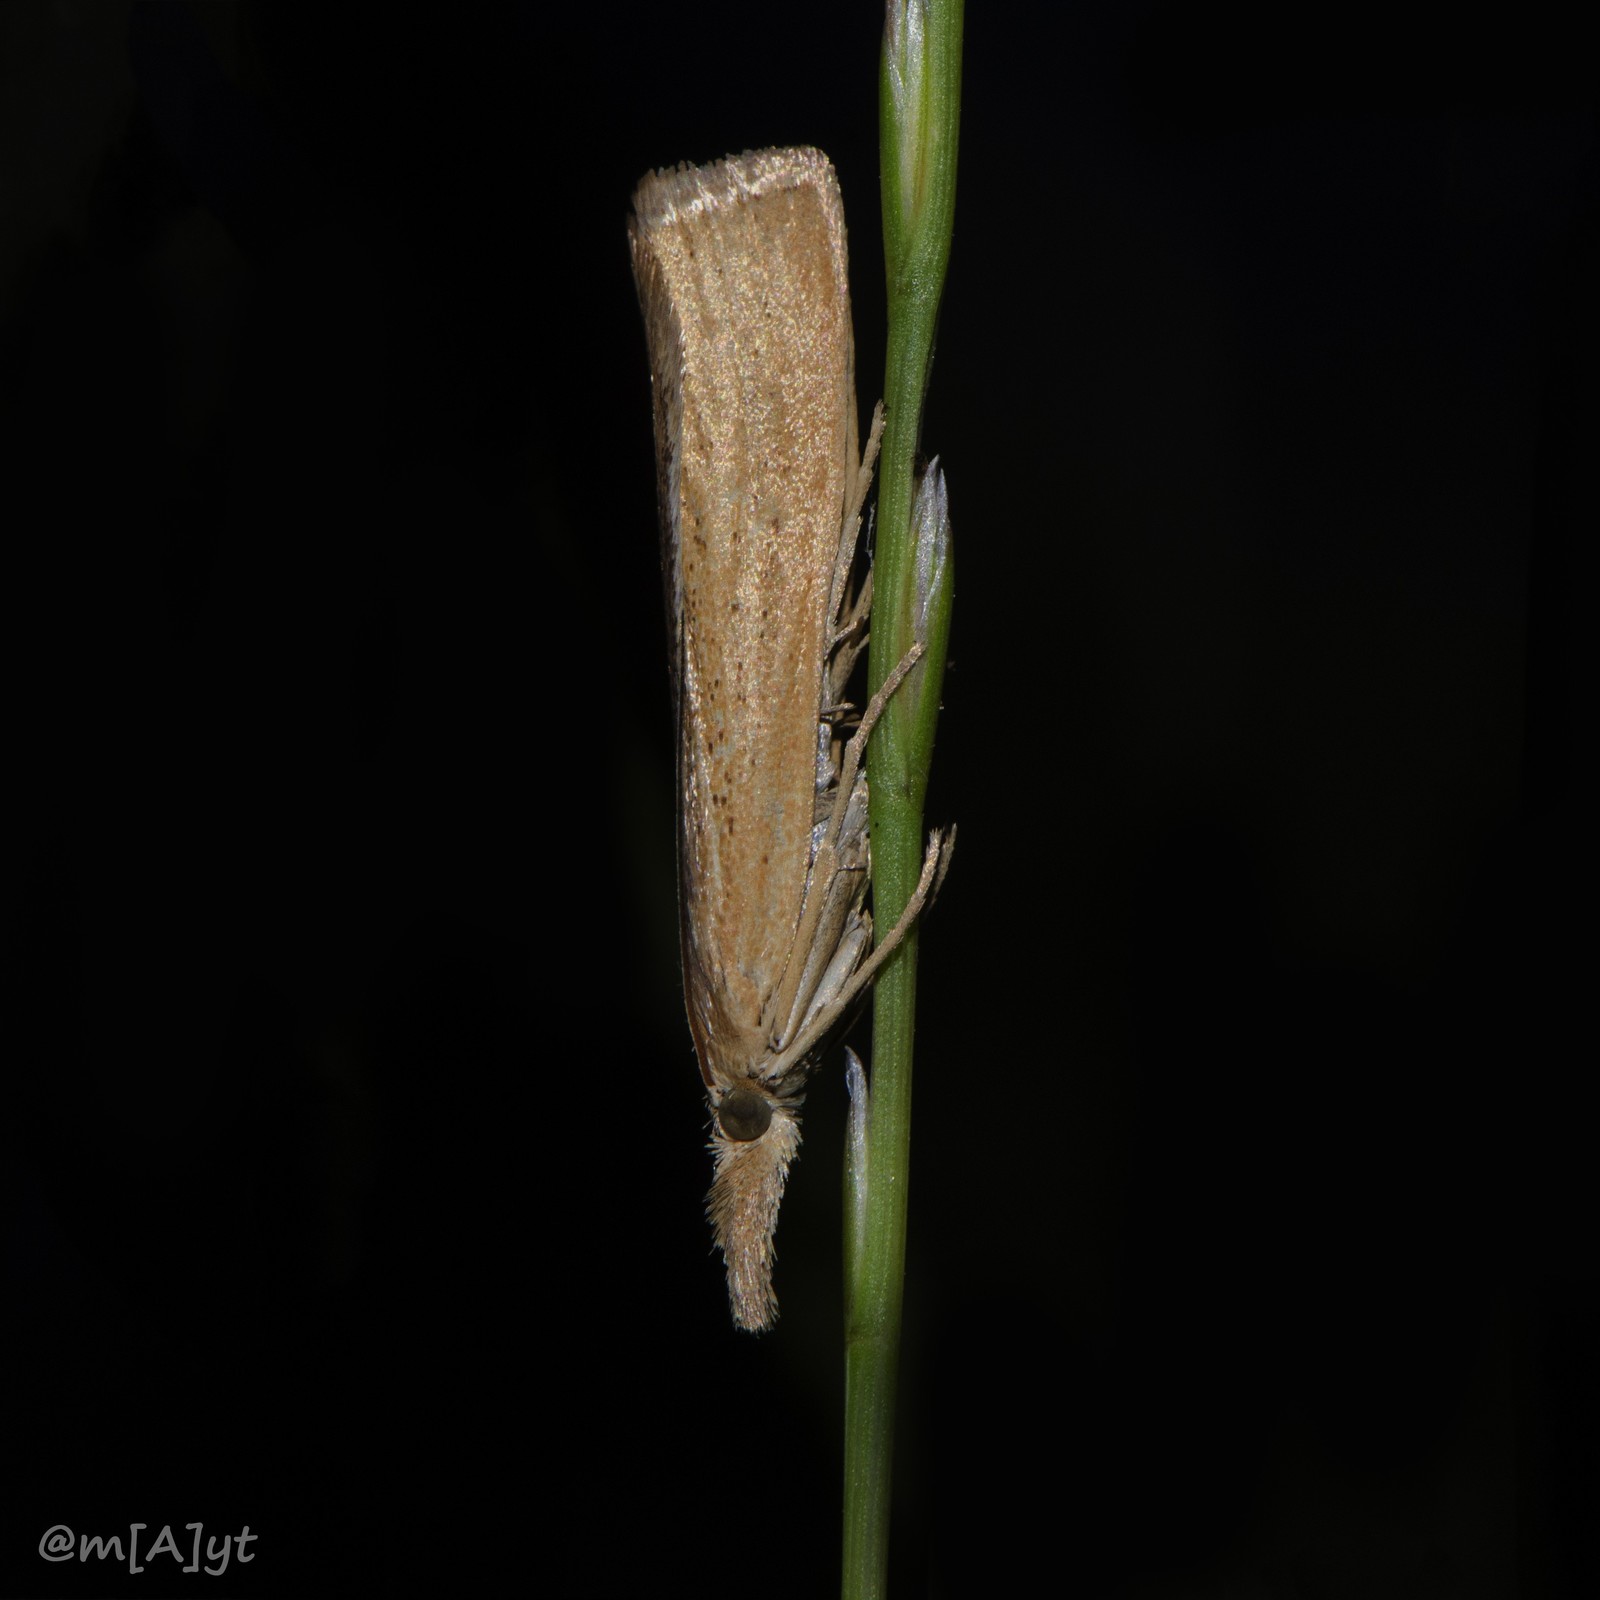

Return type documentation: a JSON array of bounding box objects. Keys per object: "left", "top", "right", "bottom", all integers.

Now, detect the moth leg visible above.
[
  {"left": 766, "top": 825, "right": 951, "bottom": 1082},
  {"left": 826, "top": 401, "right": 885, "bottom": 639},
  {"left": 827, "top": 566, "right": 873, "bottom": 699},
  {"left": 768, "top": 636, "right": 947, "bottom": 1065},
  {"left": 846, "top": 401, "right": 885, "bottom": 532},
  {"left": 822, "top": 639, "right": 923, "bottom": 855},
  {"left": 765, "top": 637, "right": 927, "bottom": 1046},
  {"left": 833, "top": 824, "right": 950, "bottom": 1002},
  {"left": 831, "top": 566, "right": 873, "bottom": 652},
  {"left": 773, "top": 779, "right": 870, "bottom": 1049}
]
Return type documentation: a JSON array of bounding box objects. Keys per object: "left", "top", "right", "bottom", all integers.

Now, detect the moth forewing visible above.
[{"left": 631, "top": 148, "right": 929, "bottom": 1333}]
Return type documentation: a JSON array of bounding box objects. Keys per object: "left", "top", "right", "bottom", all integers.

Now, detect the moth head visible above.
[{"left": 715, "top": 1084, "right": 774, "bottom": 1143}]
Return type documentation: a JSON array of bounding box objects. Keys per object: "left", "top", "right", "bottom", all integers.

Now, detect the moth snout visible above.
[{"left": 716, "top": 1085, "right": 774, "bottom": 1143}]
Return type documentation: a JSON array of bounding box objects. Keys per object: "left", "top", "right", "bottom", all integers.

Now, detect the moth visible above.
[{"left": 629, "top": 147, "right": 946, "bottom": 1331}]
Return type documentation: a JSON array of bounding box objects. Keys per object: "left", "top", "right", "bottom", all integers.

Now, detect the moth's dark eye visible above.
[{"left": 718, "top": 1087, "right": 772, "bottom": 1142}]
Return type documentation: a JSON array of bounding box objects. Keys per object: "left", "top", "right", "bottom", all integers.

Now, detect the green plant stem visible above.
[{"left": 843, "top": 4, "right": 962, "bottom": 1598}]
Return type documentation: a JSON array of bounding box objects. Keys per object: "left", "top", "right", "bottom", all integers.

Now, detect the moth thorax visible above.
[{"left": 717, "top": 1086, "right": 774, "bottom": 1142}]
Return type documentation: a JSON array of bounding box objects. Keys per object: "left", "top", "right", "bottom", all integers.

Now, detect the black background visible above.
[{"left": 3, "top": 3, "right": 1593, "bottom": 1595}]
